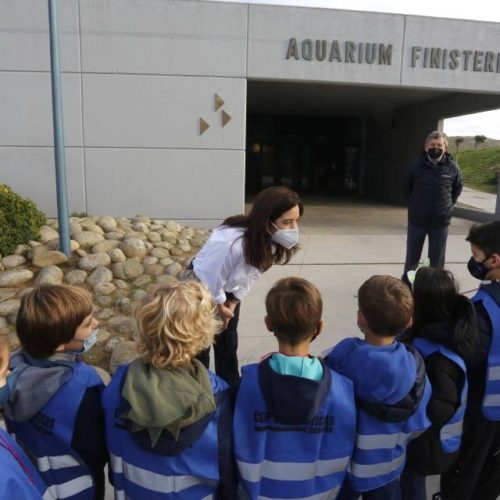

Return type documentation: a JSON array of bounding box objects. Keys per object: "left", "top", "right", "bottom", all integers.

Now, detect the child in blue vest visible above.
[
  {"left": 325, "top": 275, "right": 431, "bottom": 500},
  {"left": 0, "top": 426, "right": 52, "bottom": 499},
  {"left": 441, "top": 220, "right": 500, "bottom": 500},
  {"left": 102, "top": 281, "right": 236, "bottom": 499},
  {"left": 3, "top": 284, "right": 108, "bottom": 500},
  {"left": 399, "top": 267, "right": 477, "bottom": 500},
  {"left": 234, "top": 277, "right": 357, "bottom": 500}
]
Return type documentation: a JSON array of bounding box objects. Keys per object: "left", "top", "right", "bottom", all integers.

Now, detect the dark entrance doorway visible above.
[{"left": 246, "top": 114, "right": 361, "bottom": 196}]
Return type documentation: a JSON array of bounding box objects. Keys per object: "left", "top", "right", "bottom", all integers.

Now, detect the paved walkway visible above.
[{"left": 459, "top": 186, "right": 498, "bottom": 213}]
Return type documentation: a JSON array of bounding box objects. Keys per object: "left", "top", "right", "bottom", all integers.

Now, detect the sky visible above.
[{"left": 211, "top": 0, "right": 500, "bottom": 139}]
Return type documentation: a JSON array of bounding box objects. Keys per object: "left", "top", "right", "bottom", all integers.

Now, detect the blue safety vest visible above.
[
  {"left": 348, "top": 355, "right": 432, "bottom": 492},
  {"left": 412, "top": 337, "right": 467, "bottom": 452},
  {"left": 234, "top": 363, "right": 356, "bottom": 500},
  {"left": 0, "top": 427, "right": 52, "bottom": 499},
  {"left": 103, "top": 364, "right": 226, "bottom": 500},
  {"left": 5, "top": 361, "right": 103, "bottom": 500},
  {"left": 472, "top": 288, "right": 500, "bottom": 421}
]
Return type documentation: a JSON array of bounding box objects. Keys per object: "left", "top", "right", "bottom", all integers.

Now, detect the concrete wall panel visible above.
[
  {"left": 0, "top": 0, "right": 80, "bottom": 72},
  {"left": 84, "top": 148, "right": 245, "bottom": 220},
  {"left": 248, "top": 5, "right": 404, "bottom": 85},
  {"left": 80, "top": 0, "right": 247, "bottom": 77},
  {"left": 82, "top": 74, "right": 246, "bottom": 149},
  {"left": 0, "top": 72, "right": 83, "bottom": 147},
  {"left": 0, "top": 147, "right": 86, "bottom": 217},
  {"left": 402, "top": 17, "right": 500, "bottom": 92}
]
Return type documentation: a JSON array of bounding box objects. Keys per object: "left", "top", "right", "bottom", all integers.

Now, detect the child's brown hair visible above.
[
  {"left": 265, "top": 277, "right": 322, "bottom": 345},
  {"left": 358, "top": 275, "right": 413, "bottom": 337},
  {"left": 16, "top": 285, "right": 93, "bottom": 358}
]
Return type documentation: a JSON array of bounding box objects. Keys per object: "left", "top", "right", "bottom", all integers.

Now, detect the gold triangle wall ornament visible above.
[
  {"left": 221, "top": 110, "right": 231, "bottom": 127},
  {"left": 215, "top": 94, "right": 224, "bottom": 111},
  {"left": 199, "top": 117, "right": 210, "bottom": 135}
]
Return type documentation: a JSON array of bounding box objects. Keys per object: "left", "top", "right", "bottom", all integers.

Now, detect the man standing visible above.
[{"left": 404, "top": 131, "right": 463, "bottom": 274}]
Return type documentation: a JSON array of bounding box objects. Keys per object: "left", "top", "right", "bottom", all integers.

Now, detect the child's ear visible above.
[
  {"left": 491, "top": 253, "right": 500, "bottom": 269},
  {"left": 310, "top": 319, "right": 324, "bottom": 343},
  {"left": 264, "top": 315, "right": 273, "bottom": 332},
  {"left": 357, "top": 311, "right": 366, "bottom": 333}
]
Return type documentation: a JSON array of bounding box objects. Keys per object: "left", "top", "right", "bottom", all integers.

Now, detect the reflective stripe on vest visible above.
[
  {"left": 472, "top": 289, "right": 500, "bottom": 420},
  {"left": 412, "top": 337, "right": 467, "bottom": 453},
  {"left": 110, "top": 453, "right": 217, "bottom": 494},
  {"left": 103, "top": 364, "right": 223, "bottom": 499},
  {"left": 234, "top": 362, "right": 356, "bottom": 500},
  {"left": 349, "top": 359, "right": 432, "bottom": 492},
  {"left": 237, "top": 456, "right": 350, "bottom": 482},
  {"left": 5, "top": 362, "right": 103, "bottom": 500},
  {"left": 44, "top": 476, "right": 94, "bottom": 499}
]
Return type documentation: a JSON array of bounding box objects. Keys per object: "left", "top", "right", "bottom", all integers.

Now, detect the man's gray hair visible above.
[{"left": 425, "top": 130, "right": 448, "bottom": 147}]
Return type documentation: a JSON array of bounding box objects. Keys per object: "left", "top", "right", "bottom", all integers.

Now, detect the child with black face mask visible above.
[{"left": 441, "top": 220, "right": 500, "bottom": 500}]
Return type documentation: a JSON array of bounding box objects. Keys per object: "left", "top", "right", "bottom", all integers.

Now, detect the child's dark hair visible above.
[
  {"left": 265, "top": 277, "right": 322, "bottom": 345},
  {"left": 408, "top": 267, "right": 478, "bottom": 359},
  {"left": 16, "top": 285, "right": 93, "bottom": 358},
  {"left": 358, "top": 275, "right": 413, "bottom": 337},
  {"left": 466, "top": 221, "right": 500, "bottom": 257},
  {"left": 223, "top": 186, "right": 303, "bottom": 272}
]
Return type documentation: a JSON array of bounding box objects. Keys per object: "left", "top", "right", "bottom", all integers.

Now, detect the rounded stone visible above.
[
  {"left": 154, "top": 241, "right": 172, "bottom": 250},
  {"left": 120, "top": 238, "right": 147, "bottom": 259},
  {"left": 0, "top": 317, "right": 8, "bottom": 334},
  {"left": 132, "top": 275, "right": 152, "bottom": 287},
  {"left": 14, "top": 244, "right": 31, "bottom": 256},
  {"left": 96, "top": 308, "right": 114, "bottom": 320},
  {"left": 131, "top": 289, "right": 148, "bottom": 303},
  {"left": 39, "top": 225, "right": 60, "bottom": 243},
  {"left": 94, "top": 282, "right": 117, "bottom": 296},
  {"left": 97, "top": 216, "right": 117, "bottom": 232},
  {"left": 170, "top": 247, "right": 184, "bottom": 257},
  {"left": 91, "top": 240, "right": 120, "bottom": 254},
  {"left": 107, "top": 316, "right": 137, "bottom": 335},
  {"left": 133, "top": 215, "right": 150, "bottom": 225},
  {"left": 0, "top": 289, "right": 17, "bottom": 302},
  {"left": 146, "top": 232, "right": 161, "bottom": 243},
  {"left": 116, "top": 297, "right": 132, "bottom": 315},
  {"left": 109, "top": 248, "right": 126, "bottom": 263},
  {"left": 78, "top": 252, "right": 111, "bottom": 271},
  {"left": 96, "top": 295, "right": 113, "bottom": 307},
  {"left": 166, "top": 221, "right": 182, "bottom": 232},
  {"left": 32, "top": 246, "right": 68, "bottom": 268},
  {"left": 109, "top": 341, "right": 139, "bottom": 374},
  {"left": 155, "top": 274, "right": 179, "bottom": 286},
  {"left": 87, "top": 266, "right": 113, "bottom": 287},
  {"left": 159, "top": 257, "right": 174, "bottom": 266},
  {"left": 0, "top": 299, "right": 21, "bottom": 317},
  {"left": 133, "top": 223, "right": 149, "bottom": 233},
  {"left": 80, "top": 222, "right": 105, "bottom": 235},
  {"left": 111, "top": 262, "right": 127, "bottom": 280},
  {"left": 113, "top": 279, "right": 129, "bottom": 290},
  {"left": 150, "top": 247, "right": 170, "bottom": 259},
  {"left": 123, "top": 259, "right": 144, "bottom": 279},
  {"left": 1, "top": 255, "right": 26, "bottom": 269},
  {"left": 161, "top": 231, "right": 178, "bottom": 244},
  {"left": 0, "top": 270, "right": 33, "bottom": 287},
  {"left": 72, "top": 231, "right": 105, "bottom": 248},
  {"left": 144, "top": 264, "right": 164, "bottom": 277},
  {"left": 65, "top": 269, "right": 88, "bottom": 285},
  {"left": 34, "top": 265, "right": 64, "bottom": 286},
  {"left": 179, "top": 243, "right": 191, "bottom": 253},
  {"left": 142, "top": 256, "right": 158, "bottom": 266},
  {"left": 105, "top": 231, "right": 125, "bottom": 241},
  {"left": 69, "top": 221, "right": 83, "bottom": 235}
]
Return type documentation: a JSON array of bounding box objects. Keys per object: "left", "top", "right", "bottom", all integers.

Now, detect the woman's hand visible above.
[
  {"left": 0, "top": 335, "right": 10, "bottom": 387},
  {"left": 217, "top": 303, "right": 235, "bottom": 329}
]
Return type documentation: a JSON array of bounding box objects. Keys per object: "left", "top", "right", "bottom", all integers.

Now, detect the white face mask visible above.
[
  {"left": 70, "top": 329, "right": 99, "bottom": 354},
  {"left": 270, "top": 222, "right": 299, "bottom": 249}
]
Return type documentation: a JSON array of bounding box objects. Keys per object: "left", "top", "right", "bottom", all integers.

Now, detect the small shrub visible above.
[{"left": 0, "top": 184, "right": 47, "bottom": 256}]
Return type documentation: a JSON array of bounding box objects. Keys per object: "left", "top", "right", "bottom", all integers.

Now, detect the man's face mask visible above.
[{"left": 427, "top": 147, "right": 444, "bottom": 162}]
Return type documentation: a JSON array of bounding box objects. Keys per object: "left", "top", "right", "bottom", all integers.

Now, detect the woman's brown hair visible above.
[{"left": 223, "top": 186, "right": 303, "bottom": 272}]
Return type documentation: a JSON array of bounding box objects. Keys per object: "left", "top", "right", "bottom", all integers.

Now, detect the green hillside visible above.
[{"left": 455, "top": 148, "right": 500, "bottom": 193}]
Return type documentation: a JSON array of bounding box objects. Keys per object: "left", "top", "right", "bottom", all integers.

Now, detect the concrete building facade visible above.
[{"left": 1, "top": 0, "right": 500, "bottom": 223}]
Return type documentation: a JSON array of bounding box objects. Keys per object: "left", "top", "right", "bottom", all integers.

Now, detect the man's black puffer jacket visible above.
[{"left": 405, "top": 152, "right": 463, "bottom": 228}]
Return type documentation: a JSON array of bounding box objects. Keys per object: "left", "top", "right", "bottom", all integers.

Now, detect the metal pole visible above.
[
  {"left": 48, "top": 0, "right": 71, "bottom": 256},
  {"left": 496, "top": 174, "right": 500, "bottom": 216}
]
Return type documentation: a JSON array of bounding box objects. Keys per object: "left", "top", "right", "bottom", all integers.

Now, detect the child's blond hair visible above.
[{"left": 135, "top": 281, "right": 222, "bottom": 368}]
